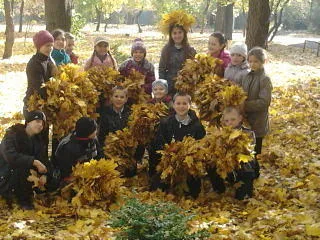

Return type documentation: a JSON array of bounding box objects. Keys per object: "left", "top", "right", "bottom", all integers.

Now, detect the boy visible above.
[
  {"left": 65, "top": 32, "right": 79, "bottom": 64},
  {"left": 54, "top": 117, "right": 104, "bottom": 182},
  {"left": 0, "top": 111, "right": 48, "bottom": 210},
  {"left": 208, "top": 106, "right": 256, "bottom": 200},
  {"left": 150, "top": 92, "right": 205, "bottom": 198}
]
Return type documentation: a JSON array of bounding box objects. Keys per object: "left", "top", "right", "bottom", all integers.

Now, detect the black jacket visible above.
[
  {"left": 0, "top": 124, "right": 48, "bottom": 194},
  {"left": 154, "top": 110, "right": 206, "bottom": 150},
  {"left": 54, "top": 132, "right": 104, "bottom": 179},
  {"left": 24, "top": 52, "right": 54, "bottom": 105},
  {"left": 98, "top": 104, "right": 131, "bottom": 146}
]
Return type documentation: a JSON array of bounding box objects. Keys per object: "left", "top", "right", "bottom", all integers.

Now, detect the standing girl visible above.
[
  {"left": 84, "top": 36, "right": 117, "bottom": 71},
  {"left": 158, "top": 10, "right": 197, "bottom": 95},
  {"left": 240, "top": 47, "right": 272, "bottom": 177},
  {"left": 208, "top": 32, "right": 231, "bottom": 76},
  {"left": 51, "top": 29, "right": 71, "bottom": 66}
]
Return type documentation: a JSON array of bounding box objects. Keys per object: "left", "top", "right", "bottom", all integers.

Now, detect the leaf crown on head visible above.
[{"left": 159, "top": 9, "right": 195, "bottom": 35}]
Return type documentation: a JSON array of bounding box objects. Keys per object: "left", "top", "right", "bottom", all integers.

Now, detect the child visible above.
[
  {"left": 98, "top": 86, "right": 131, "bottom": 146},
  {"left": 119, "top": 38, "right": 155, "bottom": 95},
  {"left": 240, "top": 47, "right": 273, "bottom": 177},
  {"left": 54, "top": 117, "right": 104, "bottom": 182},
  {"left": 23, "top": 30, "right": 56, "bottom": 161},
  {"left": 0, "top": 111, "right": 48, "bottom": 210},
  {"left": 208, "top": 106, "right": 256, "bottom": 200},
  {"left": 159, "top": 25, "right": 196, "bottom": 95},
  {"left": 51, "top": 29, "right": 71, "bottom": 66},
  {"left": 208, "top": 32, "right": 231, "bottom": 76},
  {"left": 150, "top": 92, "right": 206, "bottom": 198},
  {"left": 224, "top": 43, "right": 249, "bottom": 84},
  {"left": 65, "top": 32, "right": 79, "bottom": 64},
  {"left": 149, "top": 79, "right": 172, "bottom": 107},
  {"left": 84, "top": 36, "right": 117, "bottom": 71}
]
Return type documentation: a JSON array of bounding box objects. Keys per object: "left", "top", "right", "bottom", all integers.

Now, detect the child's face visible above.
[
  {"left": 95, "top": 42, "right": 109, "bottom": 56},
  {"left": 132, "top": 49, "right": 145, "bottom": 62},
  {"left": 27, "top": 119, "right": 44, "bottom": 135},
  {"left": 173, "top": 96, "right": 190, "bottom": 117},
  {"left": 248, "top": 55, "right": 264, "bottom": 71},
  {"left": 111, "top": 90, "right": 128, "bottom": 109},
  {"left": 39, "top": 42, "right": 53, "bottom": 56},
  {"left": 222, "top": 110, "right": 242, "bottom": 128},
  {"left": 153, "top": 85, "right": 166, "bottom": 100},
  {"left": 231, "top": 53, "right": 245, "bottom": 66},
  {"left": 54, "top": 34, "right": 66, "bottom": 50},
  {"left": 65, "top": 39, "right": 75, "bottom": 54},
  {"left": 171, "top": 27, "right": 184, "bottom": 45},
  {"left": 208, "top": 36, "right": 224, "bottom": 55}
]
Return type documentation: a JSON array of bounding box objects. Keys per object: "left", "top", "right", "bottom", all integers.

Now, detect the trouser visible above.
[
  {"left": 253, "top": 137, "right": 263, "bottom": 178},
  {"left": 208, "top": 166, "right": 255, "bottom": 200}
]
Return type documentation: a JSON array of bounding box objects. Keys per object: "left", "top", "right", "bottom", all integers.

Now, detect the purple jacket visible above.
[{"left": 119, "top": 58, "right": 155, "bottom": 95}]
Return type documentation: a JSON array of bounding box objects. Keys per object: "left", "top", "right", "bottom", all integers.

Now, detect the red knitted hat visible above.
[{"left": 33, "top": 30, "right": 54, "bottom": 49}]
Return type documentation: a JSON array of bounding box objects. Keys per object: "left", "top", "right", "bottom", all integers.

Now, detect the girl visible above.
[
  {"left": 224, "top": 43, "right": 249, "bottom": 84},
  {"left": 240, "top": 47, "right": 273, "bottom": 178},
  {"left": 159, "top": 25, "right": 196, "bottom": 95},
  {"left": 208, "top": 32, "right": 231, "bottom": 76},
  {"left": 65, "top": 32, "right": 79, "bottom": 64},
  {"left": 0, "top": 111, "right": 48, "bottom": 210},
  {"left": 149, "top": 79, "right": 172, "bottom": 108},
  {"left": 119, "top": 38, "right": 155, "bottom": 95},
  {"left": 150, "top": 92, "right": 206, "bottom": 198},
  {"left": 51, "top": 29, "right": 71, "bottom": 66},
  {"left": 84, "top": 36, "right": 117, "bottom": 71},
  {"left": 23, "top": 30, "right": 56, "bottom": 161}
]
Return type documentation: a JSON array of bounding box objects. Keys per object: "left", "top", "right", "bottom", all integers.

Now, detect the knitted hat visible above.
[
  {"left": 33, "top": 30, "right": 54, "bottom": 49},
  {"left": 131, "top": 38, "right": 146, "bottom": 56},
  {"left": 94, "top": 36, "right": 109, "bottom": 46},
  {"left": 230, "top": 43, "right": 247, "bottom": 58},
  {"left": 75, "top": 117, "right": 97, "bottom": 138},
  {"left": 25, "top": 110, "right": 46, "bottom": 125},
  {"left": 152, "top": 79, "right": 168, "bottom": 93}
]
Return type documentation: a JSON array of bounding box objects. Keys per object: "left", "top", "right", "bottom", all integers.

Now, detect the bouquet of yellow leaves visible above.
[
  {"left": 203, "top": 127, "right": 254, "bottom": 179},
  {"left": 69, "top": 159, "right": 124, "bottom": 208},
  {"left": 87, "top": 65, "right": 120, "bottom": 99},
  {"left": 175, "top": 54, "right": 223, "bottom": 95},
  {"left": 104, "top": 128, "right": 138, "bottom": 176},
  {"left": 157, "top": 137, "right": 207, "bottom": 194},
  {"left": 128, "top": 103, "right": 169, "bottom": 145},
  {"left": 28, "top": 64, "right": 99, "bottom": 138},
  {"left": 159, "top": 9, "right": 195, "bottom": 34},
  {"left": 117, "top": 69, "right": 150, "bottom": 104},
  {"left": 194, "top": 75, "right": 246, "bottom": 125}
]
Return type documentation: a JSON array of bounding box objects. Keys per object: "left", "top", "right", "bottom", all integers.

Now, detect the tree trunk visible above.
[
  {"left": 246, "top": 0, "right": 270, "bottom": 49},
  {"left": 135, "top": 9, "right": 143, "bottom": 33},
  {"left": 44, "top": 0, "right": 72, "bottom": 32},
  {"left": 215, "top": 3, "right": 225, "bottom": 32},
  {"left": 96, "top": 6, "right": 102, "bottom": 32},
  {"left": 241, "top": 0, "right": 247, "bottom": 37},
  {"left": 200, "top": 0, "right": 211, "bottom": 34},
  {"left": 224, "top": 3, "right": 234, "bottom": 40},
  {"left": 3, "top": 0, "right": 15, "bottom": 59},
  {"left": 18, "top": 0, "right": 24, "bottom": 33}
]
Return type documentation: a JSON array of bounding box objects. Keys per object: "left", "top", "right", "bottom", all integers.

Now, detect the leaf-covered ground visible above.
[{"left": 0, "top": 26, "right": 319, "bottom": 239}]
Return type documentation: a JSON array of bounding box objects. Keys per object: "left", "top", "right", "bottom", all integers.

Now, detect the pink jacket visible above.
[
  {"left": 210, "top": 49, "right": 231, "bottom": 71},
  {"left": 84, "top": 54, "right": 118, "bottom": 71}
]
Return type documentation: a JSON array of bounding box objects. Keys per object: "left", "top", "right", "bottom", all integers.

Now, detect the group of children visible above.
[{"left": 0, "top": 16, "right": 272, "bottom": 209}]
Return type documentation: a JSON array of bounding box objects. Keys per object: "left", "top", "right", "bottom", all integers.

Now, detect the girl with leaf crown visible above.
[{"left": 158, "top": 10, "right": 197, "bottom": 96}]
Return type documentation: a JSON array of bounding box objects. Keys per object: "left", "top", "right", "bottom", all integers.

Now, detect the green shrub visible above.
[
  {"left": 71, "top": 12, "right": 87, "bottom": 37},
  {"left": 111, "top": 41, "right": 130, "bottom": 64},
  {"left": 109, "top": 198, "right": 210, "bottom": 240}
]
